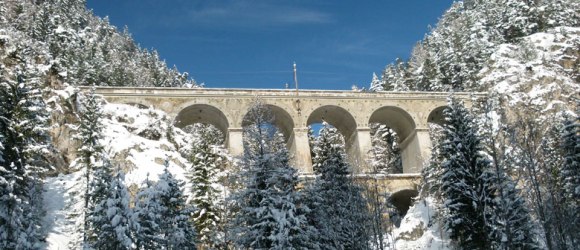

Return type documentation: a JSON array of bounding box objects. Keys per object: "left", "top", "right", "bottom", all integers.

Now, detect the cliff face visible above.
[
  {"left": 481, "top": 27, "right": 579, "bottom": 116},
  {"left": 43, "top": 92, "right": 196, "bottom": 249}
]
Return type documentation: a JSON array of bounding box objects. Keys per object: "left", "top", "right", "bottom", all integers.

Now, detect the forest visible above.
[{"left": 0, "top": 0, "right": 578, "bottom": 249}]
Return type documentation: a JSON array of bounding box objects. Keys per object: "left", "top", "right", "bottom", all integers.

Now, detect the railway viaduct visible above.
[{"left": 93, "top": 87, "right": 480, "bottom": 210}]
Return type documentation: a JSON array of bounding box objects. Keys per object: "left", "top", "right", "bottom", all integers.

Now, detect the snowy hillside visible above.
[
  {"left": 481, "top": 27, "right": 579, "bottom": 112},
  {"left": 392, "top": 26, "right": 579, "bottom": 250},
  {"left": 42, "top": 101, "right": 193, "bottom": 249}
]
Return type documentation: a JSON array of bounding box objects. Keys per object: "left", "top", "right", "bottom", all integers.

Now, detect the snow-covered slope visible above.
[
  {"left": 42, "top": 101, "right": 194, "bottom": 249},
  {"left": 394, "top": 27, "right": 579, "bottom": 250},
  {"left": 480, "top": 26, "right": 579, "bottom": 113}
]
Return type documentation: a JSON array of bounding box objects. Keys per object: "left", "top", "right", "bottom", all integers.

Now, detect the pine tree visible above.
[
  {"left": 102, "top": 169, "right": 134, "bottom": 249},
  {"left": 369, "top": 72, "right": 383, "bottom": 92},
  {"left": 87, "top": 160, "right": 133, "bottom": 249},
  {"left": 0, "top": 64, "right": 51, "bottom": 249},
  {"left": 306, "top": 122, "right": 371, "bottom": 249},
  {"left": 380, "top": 64, "right": 397, "bottom": 91},
  {"left": 234, "top": 101, "right": 315, "bottom": 249},
  {"left": 187, "top": 124, "right": 226, "bottom": 248},
  {"left": 481, "top": 95, "right": 539, "bottom": 249},
  {"left": 86, "top": 155, "right": 113, "bottom": 248},
  {"left": 369, "top": 123, "right": 402, "bottom": 174},
  {"left": 73, "top": 88, "right": 106, "bottom": 246},
  {"left": 155, "top": 160, "right": 196, "bottom": 250},
  {"left": 133, "top": 175, "right": 163, "bottom": 249},
  {"left": 560, "top": 112, "right": 580, "bottom": 245},
  {"left": 437, "top": 98, "right": 495, "bottom": 249}
]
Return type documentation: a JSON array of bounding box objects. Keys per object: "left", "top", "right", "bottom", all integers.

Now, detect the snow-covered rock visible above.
[
  {"left": 394, "top": 197, "right": 452, "bottom": 250},
  {"left": 42, "top": 100, "right": 195, "bottom": 249},
  {"left": 480, "top": 27, "right": 579, "bottom": 114}
]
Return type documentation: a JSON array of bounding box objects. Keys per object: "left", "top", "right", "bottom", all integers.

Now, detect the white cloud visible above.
[{"left": 184, "top": 1, "right": 334, "bottom": 28}]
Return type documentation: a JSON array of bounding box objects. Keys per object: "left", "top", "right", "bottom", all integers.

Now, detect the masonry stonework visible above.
[{"left": 93, "top": 87, "right": 479, "bottom": 176}]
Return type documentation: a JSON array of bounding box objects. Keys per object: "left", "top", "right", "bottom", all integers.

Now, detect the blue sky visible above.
[{"left": 87, "top": 0, "right": 454, "bottom": 90}]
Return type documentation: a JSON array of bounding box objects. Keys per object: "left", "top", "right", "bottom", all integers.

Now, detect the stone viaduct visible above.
[{"left": 93, "top": 87, "right": 479, "bottom": 210}]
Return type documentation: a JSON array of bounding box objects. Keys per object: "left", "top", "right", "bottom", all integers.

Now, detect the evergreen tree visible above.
[
  {"left": 0, "top": 64, "right": 51, "bottom": 249},
  {"left": 513, "top": 113, "right": 569, "bottom": 250},
  {"left": 560, "top": 112, "right": 580, "bottom": 245},
  {"left": 155, "top": 160, "right": 197, "bottom": 250},
  {"left": 103, "top": 169, "right": 134, "bottom": 249},
  {"left": 306, "top": 122, "right": 371, "bottom": 249},
  {"left": 133, "top": 175, "right": 163, "bottom": 249},
  {"left": 234, "top": 101, "right": 315, "bottom": 249},
  {"left": 187, "top": 124, "right": 226, "bottom": 248},
  {"left": 73, "top": 89, "right": 106, "bottom": 246},
  {"left": 87, "top": 160, "right": 133, "bottom": 249},
  {"left": 380, "top": 64, "right": 397, "bottom": 91},
  {"left": 437, "top": 98, "right": 495, "bottom": 249},
  {"left": 369, "top": 123, "right": 402, "bottom": 174},
  {"left": 421, "top": 123, "right": 446, "bottom": 199},
  {"left": 369, "top": 72, "right": 383, "bottom": 92},
  {"left": 481, "top": 96, "right": 539, "bottom": 249}
]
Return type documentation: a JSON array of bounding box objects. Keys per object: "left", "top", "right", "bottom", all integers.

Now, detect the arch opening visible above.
[
  {"left": 368, "top": 106, "right": 416, "bottom": 141},
  {"left": 241, "top": 104, "right": 294, "bottom": 142},
  {"left": 307, "top": 105, "right": 359, "bottom": 167},
  {"left": 368, "top": 123, "right": 402, "bottom": 174},
  {"left": 427, "top": 106, "right": 448, "bottom": 126},
  {"left": 388, "top": 189, "right": 419, "bottom": 226},
  {"left": 369, "top": 107, "right": 418, "bottom": 173},
  {"left": 174, "top": 104, "right": 229, "bottom": 142}
]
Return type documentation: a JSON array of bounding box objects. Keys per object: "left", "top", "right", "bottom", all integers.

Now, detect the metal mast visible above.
[{"left": 293, "top": 62, "right": 299, "bottom": 96}]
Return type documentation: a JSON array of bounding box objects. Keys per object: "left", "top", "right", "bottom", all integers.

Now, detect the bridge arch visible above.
[
  {"left": 389, "top": 189, "right": 419, "bottom": 224},
  {"left": 427, "top": 106, "right": 448, "bottom": 126},
  {"left": 369, "top": 106, "right": 416, "bottom": 140},
  {"left": 241, "top": 103, "right": 295, "bottom": 142},
  {"left": 307, "top": 105, "right": 360, "bottom": 168},
  {"left": 369, "top": 106, "right": 422, "bottom": 173},
  {"left": 174, "top": 104, "right": 230, "bottom": 138}
]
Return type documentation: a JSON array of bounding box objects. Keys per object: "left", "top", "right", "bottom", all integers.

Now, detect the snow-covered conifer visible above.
[
  {"left": 437, "top": 98, "right": 495, "bottom": 249},
  {"left": 480, "top": 96, "right": 539, "bottom": 249},
  {"left": 560, "top": 112, "right": 580, "bottom": 245},
  {"left": 306, "top": 122, "right": 371, "bottom": 249},
  {"left": 86, "top": 156, "right": 114, "bottom": 248},
  {"left": 155, "top": 160, "right": 197, "bottom": 249},
  {"left": 187, "top": 124, "right": 227, "bottom": 248},
  {"left": 369, "top": 123, "right": 402, "bottom": 174},
  {"left": 369, "top": 72, "right": 383, "bottom": 92},
  {"left": 0, "top": 63, "right": 51, "bottom": 249},
  {"left": 102, "top": 169, "right": 133, "bottom": 249},
  {"left": 234, "top": 101, "right": 314, "bottom": 249},
  {"left": 73, "top": 89, "right": 106, "bottom": 245},
  {"left": 133, "top": 175, "right": 163, "bottom": 249},
  {"left": 88, "top": 161, "right": 133, "bottom": 249}
]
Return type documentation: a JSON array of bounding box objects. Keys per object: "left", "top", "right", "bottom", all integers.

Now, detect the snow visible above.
[
  {"left": 100, "top": 103, "right": 190, "bottom": 187},
  {"left": 42, "top": 172, "right": 84, "bottom": 249},
  {"left": 481, "top": 27, "right": 580, "bottom": 110},
  {"left": 42, "top": 102, "right": 194, "bottom": 249},
  {"left": 394, "top": 197, "right": 451, "bottom": 250}
]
